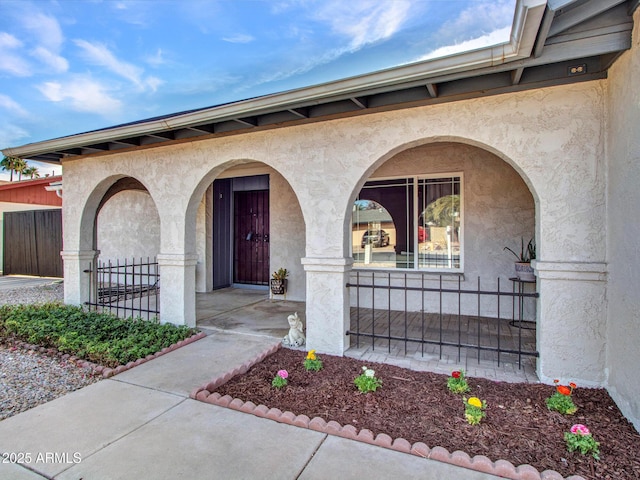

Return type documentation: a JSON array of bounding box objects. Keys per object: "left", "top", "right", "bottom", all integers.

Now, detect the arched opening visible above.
[
  {"left": 81, "top": 176, "right": 161, "bottom": 321},
  {"left": 185, "top": 160, "right": 306, "bottom": 332},
  {"left": 346, "top": 141, "right": 537, "bottom": 376},
  {"left": 96, "top": 177, "right": 160, "bottom": 262}
]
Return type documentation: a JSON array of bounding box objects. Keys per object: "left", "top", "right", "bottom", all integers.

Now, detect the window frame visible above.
[{"left": 351, "top": 172, "right": 464, "bottom": 272}]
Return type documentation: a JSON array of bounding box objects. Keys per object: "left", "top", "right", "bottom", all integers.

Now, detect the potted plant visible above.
[
  {"left": 270, "top": 268, "right": 289, "bottom": 295},
  {"left": 504, "top": 237, "right": 536, "bottom": 281}
]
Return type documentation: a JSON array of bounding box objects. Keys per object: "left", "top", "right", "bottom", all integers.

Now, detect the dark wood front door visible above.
[{"left": 233, "top": 190, "right": 269, "bottom": 285}]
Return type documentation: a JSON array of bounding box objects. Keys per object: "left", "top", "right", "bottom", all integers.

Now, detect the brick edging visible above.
[
  {"left": 7, "top": 331, "right": 207, "bottom": 378},
  {"left": 191, "top": 342, "right": 585, "bottom": 480}
]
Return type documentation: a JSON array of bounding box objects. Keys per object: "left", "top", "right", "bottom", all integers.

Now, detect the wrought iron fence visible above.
[
  {"left": 347, "top": 271, "right": 539, "bottom": 368},
  {"left": 84, "top": 257, "right": 159, "bottom": 321}
]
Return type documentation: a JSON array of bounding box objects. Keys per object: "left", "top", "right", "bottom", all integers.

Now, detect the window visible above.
[{"left": 352, "top": 174, "right": 462, "bottom": 270}]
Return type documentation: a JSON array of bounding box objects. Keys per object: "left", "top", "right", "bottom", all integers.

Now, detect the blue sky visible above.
[{"left": 0, "top": 0, "right": 516, "bottom": 180}]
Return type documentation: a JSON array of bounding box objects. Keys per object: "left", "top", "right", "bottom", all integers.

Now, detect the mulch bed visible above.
[{"left": 214, "top": 348, "right": 640, "bottom": 480}]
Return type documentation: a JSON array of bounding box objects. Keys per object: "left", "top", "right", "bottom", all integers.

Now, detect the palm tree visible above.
[
  {"left": 1, "top": 156, "right": 20, "bottom": 181},
  {"left": 23, "top": 166, "right": 40, "bottom": 180},
  {"left": 14, "top": 158, "right": 27, "bottom": 181}
]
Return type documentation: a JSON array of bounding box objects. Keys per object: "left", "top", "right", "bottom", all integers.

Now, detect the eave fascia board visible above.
[{"left": 2, "top": 0, "right": 546, "bottom": 160}]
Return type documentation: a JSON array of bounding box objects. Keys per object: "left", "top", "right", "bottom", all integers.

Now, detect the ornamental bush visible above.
[{"left": 0, "top": 303, "right": 197, "bottom": 367}]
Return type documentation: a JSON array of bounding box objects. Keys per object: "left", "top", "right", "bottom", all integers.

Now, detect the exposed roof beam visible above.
[
  {"left": 548, "top": 0, "right": 626, "bottom": 37},
  {"left": 511, "top": 67, "right": 525, "bottom": 84},
  {"left": 350, "top": 97, "right": 367, "bottom": 109},
  {"left": 233, "top": 117, "right": 257, "bottom": 127},
  {"left": 187, "top": 124, "right": 216, "bottom": 134},
  {"left": 110, "top": 138, "right": 140, "bottom": 147},
  {"left": 146, "top": 132, "right": 174, "bottom": 140},
  {"left": 426, "top": 83, "right": 438, "bottom": 98},
  {"left": 533, "top": 6, "right": 557, "bottom": 57},
  {"left": 288, "top": 108, "right": 308, "bottom": 118},
  {"left": 81, "top": 145, "right": 109, "bottom": 154}
]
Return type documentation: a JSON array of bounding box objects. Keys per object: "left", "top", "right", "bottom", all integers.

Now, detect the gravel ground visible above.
[{"left": 0, "top": 281, "right": 101, "bottom": 421}]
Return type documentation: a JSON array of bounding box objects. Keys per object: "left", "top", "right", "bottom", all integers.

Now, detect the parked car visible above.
[{"left": 361, "top": 230, "right": 390, "bottom": 248}]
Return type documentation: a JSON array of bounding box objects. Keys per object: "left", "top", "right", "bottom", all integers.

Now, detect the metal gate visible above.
[
  {"left": 84, "top": 257, "right": 159, "bottom": 321},
  {"left": 347, "top": 272, "right": 539, "bottom": 368}
]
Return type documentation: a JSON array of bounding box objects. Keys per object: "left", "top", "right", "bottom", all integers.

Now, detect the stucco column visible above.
[
  {"left": 534, "top": 261, "right": 607, "bottom": 386},
  {"left": 157, "top": 253, "right": 198, "bottom": 327},
  {"left": 61, "top": 250, "right": 99, "bottom": 306},
  {"left": 302, "top": 257, "right": 353, "bottom": 355}
]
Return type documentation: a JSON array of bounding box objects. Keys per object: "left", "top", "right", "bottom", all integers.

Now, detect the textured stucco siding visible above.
[
  {"left": 97, "top": 190, "right": 160, "bottom": 262},
  {"left": 605, "top": 7, "right": 640, "bottom": 431},
  {"left": 269, "top": 170, "right": 306, "bottom": 301},
  {"left": 62, "top": 79, "right": 608, "bottom": 384},
  {"left": 351, "top": 142, "right": 535, "bottom": 316}
]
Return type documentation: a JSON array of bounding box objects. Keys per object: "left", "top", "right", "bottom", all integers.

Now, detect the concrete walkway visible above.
[
  {"left": 0, "top": 275, "right": 61, "bottom": 290},
  {"left": 0, "top": 330, "right": 502, "bottom": 480}
]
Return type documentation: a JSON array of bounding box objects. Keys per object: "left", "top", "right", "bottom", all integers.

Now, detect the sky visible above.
[{"left": 0, "top": 0, "right": 516, "bottom": 181}]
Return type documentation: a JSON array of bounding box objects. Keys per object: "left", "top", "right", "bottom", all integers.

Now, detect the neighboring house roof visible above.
[
  {"left": 0, "top": 176, "right": 63, "bottom": 207},
  {"left": 2, "top": 0, "right": 637, "bottom": 163}
]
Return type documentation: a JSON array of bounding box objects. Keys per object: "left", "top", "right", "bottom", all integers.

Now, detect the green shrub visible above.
[{"left": 0, "top": 303, "right": 197, "bottom": 367}]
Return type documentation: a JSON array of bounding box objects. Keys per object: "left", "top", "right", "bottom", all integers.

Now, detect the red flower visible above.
[
  {"left": 452, "top": 371, "right": 461, "bottom": 379},
  {"left": 569, "top": 382, "right": 577, "bottom": 389},
  {"left": 557, "top": 385, "right": 572, "bottom": 396},
  {"left": 553, "top": 379, "right": 559, "bottom": 384}
]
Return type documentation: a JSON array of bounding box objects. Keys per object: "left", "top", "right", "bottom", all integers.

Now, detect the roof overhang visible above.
[{"left": 2, "top": 0, "right": 636, "bottom": 163}]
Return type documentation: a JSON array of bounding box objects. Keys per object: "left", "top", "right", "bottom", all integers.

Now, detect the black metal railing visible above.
[
  {"left": 84, "top": 257, "right": 159, "bottom": 321},
  {"left": 346, "top": 272, "right": 538, "bottom": 368}
]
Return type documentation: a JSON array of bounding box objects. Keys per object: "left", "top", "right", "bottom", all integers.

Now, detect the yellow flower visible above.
[
  {"left": 468, "top": 397, "right": 483, "bottom": 408},
  {"left": 306, "top": 350, "right": 316, "bottom": 360}
]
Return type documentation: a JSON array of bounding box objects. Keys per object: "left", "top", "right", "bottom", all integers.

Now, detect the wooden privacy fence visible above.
[{"left": 3, "top": 209, "right": 63, "bottom": 277}]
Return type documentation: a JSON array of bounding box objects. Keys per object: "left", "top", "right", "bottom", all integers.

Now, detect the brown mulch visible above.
[{"left": 214, "top": 348, "right": 640, "bottom": 480}]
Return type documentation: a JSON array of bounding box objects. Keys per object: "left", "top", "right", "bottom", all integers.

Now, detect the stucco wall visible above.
[
  {"left": 269, "top": 170, "right": 306, "bottom": 301},
  {"left": 62, "top": 78, "right": 608, "bottom": 382},
  {"left": 605, "top": 7, "right": 640, "bottom": 430},
  {"left": 96, "top": 190, "right": 160, "bottom": 262},
  {"left": 350, "top": 142, "right": 535, "bottom": 316}
]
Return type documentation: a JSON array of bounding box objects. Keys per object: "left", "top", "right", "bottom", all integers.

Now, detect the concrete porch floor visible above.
[{"left": 196, "top": 288, "right": 538, "bottom": 384}]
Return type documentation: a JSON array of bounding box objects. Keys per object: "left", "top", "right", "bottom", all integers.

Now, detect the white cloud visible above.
[
  {"left": 37, "top": 77, "right": 122, "bottom": 116},
  {"left": 74, "top": 39, "right": 160, "bottom": 91},
  {"left": 145, "top": 48, "right": 166, "bottom": 67},
  {"left": 31, "top": 46, "right": 69, "bottom": 73},
  {"left": 434, "top": 0, "right": 515, "bottom": 46},
  {"left": 19, "top": 11, "right": 68, "bottom": 73},
  {"left": 417, "top": 26, "right": 512, "bottom": 61},
  {"left": 145, "top": 76, "right": 163, "bottom": 92},
  {"left": 0, "top": 94, "right": 28, "bottom": 117},
  {"left": 0, "top": 123, "right": 30, "bottom": 149},
  {"left": 0, "top": 32, "right": 31, "bottom": 76},
  {"left": 222, "top": 33, "right": 255, "bottom": 44},
  {"left": 0, "top": 32, "right": 22, "bottom": 49},
  {"left": 313, "top": 0, "right": 412, "bottom": 50},
  {"left": 22, "top": 12, "right": 64, "bottom": 50}
]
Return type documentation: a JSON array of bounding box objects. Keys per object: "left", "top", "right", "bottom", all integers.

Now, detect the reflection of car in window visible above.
[
  {"left": 361, "top": 230, "right": 390, "bottom": 248},
  {"left": 418, "top": 226, "right": 428, "bottom": 242}
]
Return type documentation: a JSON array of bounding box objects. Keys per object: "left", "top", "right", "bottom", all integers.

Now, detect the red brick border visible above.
[
  {"left": 7, "top": 331, "right": 207, "bottom": 378},
  {"left": 191, "top": 343, "right": 585, "bottom": 480}
]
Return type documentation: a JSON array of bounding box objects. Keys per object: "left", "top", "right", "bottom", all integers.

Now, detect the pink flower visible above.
[
  {"left": 570, "top": 424, "right": 590, "bottom": 436},
  {"left": 277, "top": 369, "right": 288, "bottom": 379}
]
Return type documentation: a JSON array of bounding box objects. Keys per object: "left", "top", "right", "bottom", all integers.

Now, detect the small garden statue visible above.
[{"left": 282, "top": 312, "right": 305, "bottom": 347}]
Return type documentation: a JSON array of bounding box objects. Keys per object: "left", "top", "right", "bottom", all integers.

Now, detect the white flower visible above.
[{"left": 364, "top": 369, "right": 375, "bottom": 378}]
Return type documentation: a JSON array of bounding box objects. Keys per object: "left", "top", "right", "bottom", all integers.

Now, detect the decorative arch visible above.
[
  {"left": 78, "top": 174, "right": 157, "bottom": 252},
  {"left": 343, "top": 136, "right": 540, "bottom": 233},
  {"left": 343, "top": 137, "right": 537, "bottom": 278}
]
